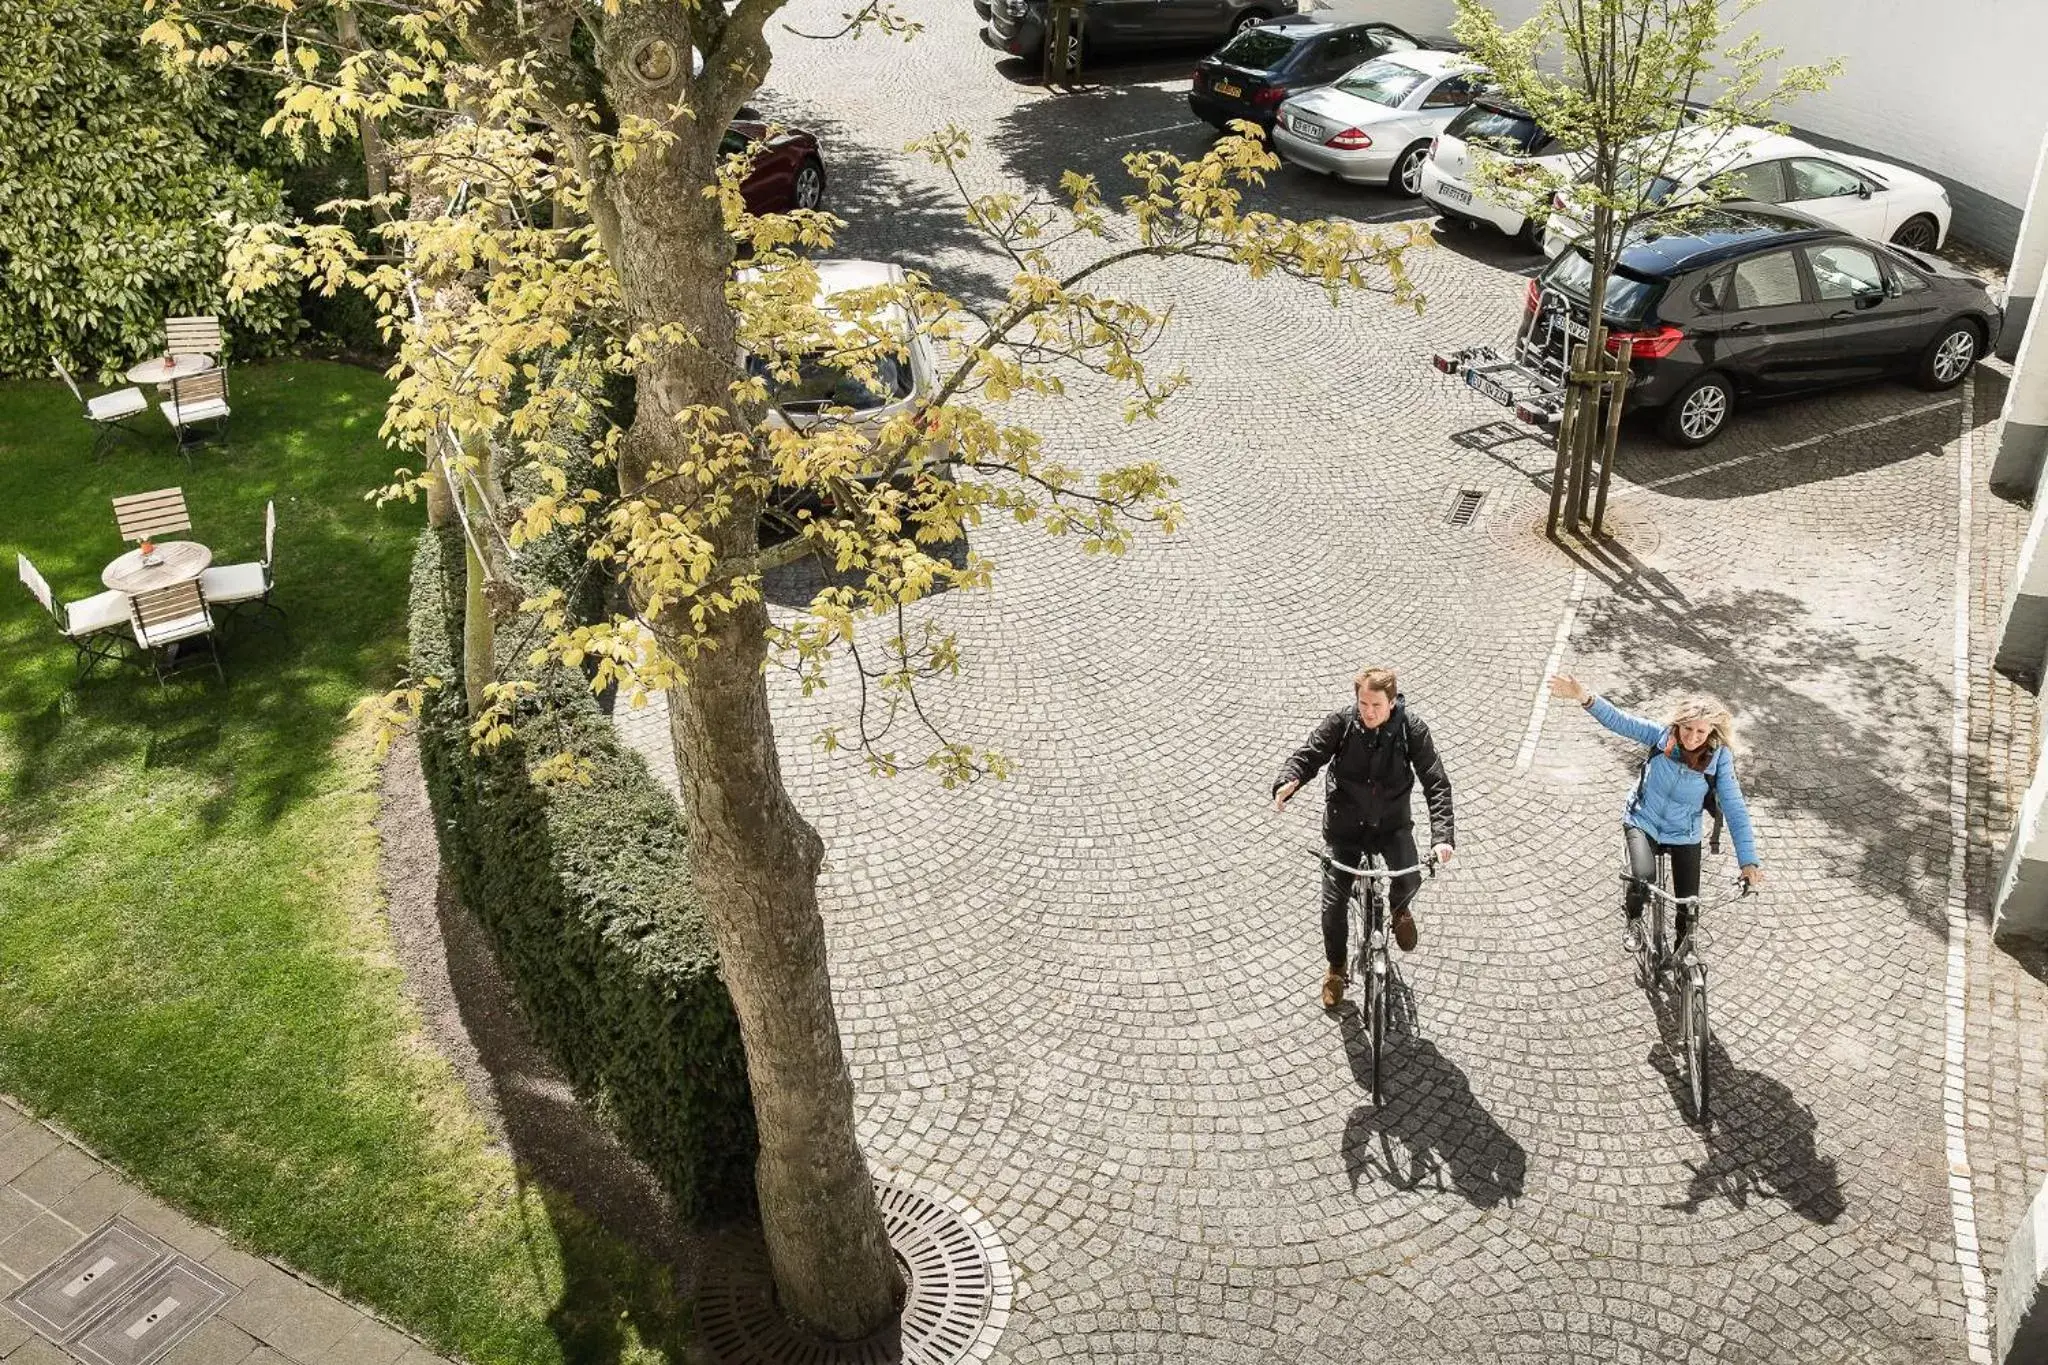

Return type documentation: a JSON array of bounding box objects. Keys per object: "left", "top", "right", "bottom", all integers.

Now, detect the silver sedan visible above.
[{"left": 1271, "top": 50, "right": 1490, "bottom": 195}]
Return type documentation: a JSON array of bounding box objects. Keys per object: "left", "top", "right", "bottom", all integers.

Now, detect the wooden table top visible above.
[{"left": 103, "top": 541, "right": 212, "bottom": 595}]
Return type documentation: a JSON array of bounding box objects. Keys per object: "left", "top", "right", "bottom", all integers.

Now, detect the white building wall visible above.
[{"left": 1357, "top": 0, "right": 2048, "bottom": 254}]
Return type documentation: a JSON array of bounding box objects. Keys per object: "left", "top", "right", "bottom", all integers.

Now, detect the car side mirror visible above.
[
  {"left": 1856, "top": 288, "right": 1885, "bottom": 310},
  {"left": 1856, "top": 183, "right": 1872, "bottom": 200}
]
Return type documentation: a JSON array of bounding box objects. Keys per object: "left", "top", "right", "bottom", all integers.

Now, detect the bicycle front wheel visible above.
[
  {"left": 1683, "top": 968, "right": 1711, "bottom": 1123},
  {"left": 1368, "top": 953, "right": 1387, "bottom": 1106}
]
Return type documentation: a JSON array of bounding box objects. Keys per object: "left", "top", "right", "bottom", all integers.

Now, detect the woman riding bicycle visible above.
[{"left": 1547, "top": 675, "right": 1762, "bottom": 952}]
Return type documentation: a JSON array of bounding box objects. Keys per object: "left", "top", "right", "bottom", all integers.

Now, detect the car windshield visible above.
[
  {"left": 749, "top": 351, "right": 913, "bottom": 412},
  {"left": 1332, "top": 60, "right": 1429, "bottom": 106},
  {"left": 1579, "top": 161, "right": 1681, "bottom": 207},
  {"left": 1544, "top": 250, "right": 1663, "bottom": 325},
  {"left": 1216, "top": 28, "right": 1300, "bottom": 69},
  {"left": 1444, "top": 103, "right": 1542, "bottom": 154}
]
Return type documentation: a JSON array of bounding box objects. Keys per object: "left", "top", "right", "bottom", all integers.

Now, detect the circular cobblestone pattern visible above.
[{"left": 685, "top": 3, "right": 2003, "bottom": 1359}]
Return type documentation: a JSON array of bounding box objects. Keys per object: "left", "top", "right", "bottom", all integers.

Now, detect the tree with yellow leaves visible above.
[{"left": 145, "top": 0, "right": 1427, "bottom": 1340}]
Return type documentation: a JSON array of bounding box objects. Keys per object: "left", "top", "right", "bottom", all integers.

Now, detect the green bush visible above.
[
  {"left": 0, "top": 0, "right": 299, "bottom": 379},
  {"left": 407, "top": 525, "right": 757, "bottom": 1224}
]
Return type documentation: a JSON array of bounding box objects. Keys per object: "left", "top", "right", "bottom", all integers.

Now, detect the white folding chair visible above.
[
  {"left": 200, "top": 499, "right": 285, "bottom": 636},
  {"left": 113, "top": 487, "right": 193, "bottom": 543},
  {"left": 52, "top": 358, "right": 147, "bottom": 459},
  {"left": 17, "top": 554, "right": 131, "bottom": 682},
  {"left": 161, "top": 370, "right": 230, "bottom": 451},
  {"left": 129, "top": 580, "right": 225, "bottom": 686}
]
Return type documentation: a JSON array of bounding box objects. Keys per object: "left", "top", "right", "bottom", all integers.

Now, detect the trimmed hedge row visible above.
[{"left": 407, "top": 524, "right": 757, "bottom": 1224}]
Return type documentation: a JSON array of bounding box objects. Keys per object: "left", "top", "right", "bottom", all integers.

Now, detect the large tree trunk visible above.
[{"left": 582, "top": 9, "right": 902, "bottom": 1339}]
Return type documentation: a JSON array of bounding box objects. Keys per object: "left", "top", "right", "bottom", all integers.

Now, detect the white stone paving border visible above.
[
  {"left": 1945, "top": 374, "right": 1994, "bottom": 1365},
  {"left": 1515, "top": 565, "right": 1589, "bottom": 773}
]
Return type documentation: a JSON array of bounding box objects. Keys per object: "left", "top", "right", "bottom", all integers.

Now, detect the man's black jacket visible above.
[{"left": 1274, "top": 697, "right": 1456, "bottom": 848}]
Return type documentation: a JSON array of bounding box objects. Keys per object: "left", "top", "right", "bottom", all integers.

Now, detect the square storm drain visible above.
[
  {"left": 69, "top": 1258, "right": 234, "bottom": 1365},
  {"left": 6, "top": 1218, "right": 169, "bottom": 1339}
]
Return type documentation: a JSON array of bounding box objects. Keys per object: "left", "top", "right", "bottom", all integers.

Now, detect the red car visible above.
[{"left": 721, "top": 121, "right": 826, "bottom": 213}]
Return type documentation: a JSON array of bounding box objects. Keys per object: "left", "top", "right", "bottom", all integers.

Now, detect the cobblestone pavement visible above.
[{"left": 614, "top": 7, "right": 2048, "bottom": 1358}]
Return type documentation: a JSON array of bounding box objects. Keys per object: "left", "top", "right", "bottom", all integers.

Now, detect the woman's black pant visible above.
[
  {"left": 1321, "top": 826, "right": 1420, "bottom": 971},
  {"left": 1623, "top": 824, "right": 1701, "bottom": 943}
]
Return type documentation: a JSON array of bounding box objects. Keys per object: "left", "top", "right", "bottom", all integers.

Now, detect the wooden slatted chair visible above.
[
  {"left": 17, "top": 554, "right": 131, "bottom": 681},
  {"left": 52, "top": 358, "right": 148, "bottom": 459},
  {"left": 161, "top": 369, "right": 230, "bottom": 450},
  {"left": 163, "top": 315, "right": 224, "bottom": 362},
  {"left": 200, "top": 499, "right": 285, "bottom": 635},
  {"left": 113, "top": 487, "right": 193, "bottom": 543},
  {"left": 128, "top": 580, "right": 225, "bottom": 686}
]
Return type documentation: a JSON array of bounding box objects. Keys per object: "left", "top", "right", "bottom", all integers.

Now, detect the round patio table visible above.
[
  {"left": 124, "top": 354, "right": 213, "bottom": 386},
  {"left": 103, "top": 541, "right": 212, "bottom": 595}
]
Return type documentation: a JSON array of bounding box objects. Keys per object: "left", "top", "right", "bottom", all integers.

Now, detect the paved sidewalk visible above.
[{"left": 0, "top": 1097, "right": 453, "bottom": 1365}]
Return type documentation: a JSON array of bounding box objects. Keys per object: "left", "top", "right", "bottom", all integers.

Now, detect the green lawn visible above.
[{"left": 0, "top": 361, "right": 689, "bottom": 1364}]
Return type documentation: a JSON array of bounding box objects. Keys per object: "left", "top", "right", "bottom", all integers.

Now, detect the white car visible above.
[
  {"left": 1271, "top": 50, "right": 1493, "bottom": 196},
  {"left": 1418, "top": 98, "right": 1573, "bottom": 247},
  {"left": 737, "top": 259, "right": 951, "bottom": 474},
  {"left": 1542, "top": 124, "right": 1952, "bottom": 258}
]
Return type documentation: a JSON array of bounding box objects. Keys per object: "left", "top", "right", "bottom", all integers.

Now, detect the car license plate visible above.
[
  {"left": 1564, "top": 316, "right": 1588, "bottom": 344},
  {"left": 1291, "top": 116, "right": 1323, "bottom": 139},
  {"left": 1467, "top": 370, "right": 1513, "bottom": 406},
  {"left": 1215, "top": 81, "right": 1242, "bottom": 98},
  {"left": 1437, "top": 182, "right": 1472, "bottom": 205}
]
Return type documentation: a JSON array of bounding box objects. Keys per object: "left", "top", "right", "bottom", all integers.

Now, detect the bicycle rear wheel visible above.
[{"left": 1683, "top": 966, "right": 1711, "bottom": 1122}]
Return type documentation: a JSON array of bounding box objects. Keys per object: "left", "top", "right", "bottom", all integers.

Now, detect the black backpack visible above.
[{"left": 1636, "top": 737, "right": 1724, "bottom": 854}]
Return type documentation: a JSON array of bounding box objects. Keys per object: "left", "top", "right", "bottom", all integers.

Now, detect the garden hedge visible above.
[{"left": 407, "top": 524, "right": 757, "bottom": 1224}]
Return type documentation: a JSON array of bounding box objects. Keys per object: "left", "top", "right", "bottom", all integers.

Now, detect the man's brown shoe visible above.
[
  {"left": 1392, "top": 908, "right": 1418, "bottom": 953},
  {"left": 1321, "top": 969, "right": 1345, "bottom": 1009}
]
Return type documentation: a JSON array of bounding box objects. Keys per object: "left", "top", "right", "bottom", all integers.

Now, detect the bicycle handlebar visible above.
[
  {"left": 1619, "top": 872, "right": 1751, "bottom": 908},
  {"left": 1318, "top": 851, "right": 1438, "bottom": 880}
]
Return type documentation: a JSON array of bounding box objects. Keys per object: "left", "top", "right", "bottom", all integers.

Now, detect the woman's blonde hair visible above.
[{"left": 1665, "top": 694, "right": 1738, "bottom": 756}]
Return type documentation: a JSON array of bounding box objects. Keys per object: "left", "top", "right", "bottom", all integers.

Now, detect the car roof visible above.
[
  {"left": 1610, "top": 201, "right": 1838, "bottom": 276},
  {"left": 811, "top": 260, "right": 905, "bottom": 295},
  {"left": 1372, "top": 47, "right": 1477, "bottom": 74}
]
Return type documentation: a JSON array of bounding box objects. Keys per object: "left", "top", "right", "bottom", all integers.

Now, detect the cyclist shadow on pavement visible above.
[
  {"left": 1645, "top": 1003, "right": 1847, "bottom": 1224},
  {"left": 1339, "top": 1007, "right": 1527, "bottom": 1210}
]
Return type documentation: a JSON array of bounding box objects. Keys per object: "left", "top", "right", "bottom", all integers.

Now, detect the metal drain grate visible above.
[
  {"left": 698, "top": 1179, "right": 1012, "bottom": 1365},
  {"left": 1445, "top": 489, "right": 1486, "bottom": 527}
]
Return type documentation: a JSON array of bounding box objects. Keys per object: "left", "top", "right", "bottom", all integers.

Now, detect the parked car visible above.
[
  {"left": 1419, "top": 98, "right": 1571, "bottom": 245},
  {"left": 721, "top": 120, "right": 826, "bottom": 214},
  {"left": 1189, "top": 18, "right": 1451, "bottom": 135},
  {"left": 739, "top": 259, "right": 949, "bottom": 458},
  {"left": 983, "top": 0, "right": 1298, "bottom": 70},
  {"left": 1542, "top": 125, "right": 1952, "bottom": 259},
  {"left": 1518, "top": 203, "right": 1999, "bottom": 446},
  {"left": 1268, "top": 50, "right": 1490, "bottom": 192}
]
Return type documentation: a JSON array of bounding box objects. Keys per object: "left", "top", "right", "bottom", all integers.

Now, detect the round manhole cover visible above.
[
  {"left": 1488, "top": 486, "right": 1662, "bottom": 562},
  {"left": 697, "top": 1178, "right": 1012, "bottom": 1364}
]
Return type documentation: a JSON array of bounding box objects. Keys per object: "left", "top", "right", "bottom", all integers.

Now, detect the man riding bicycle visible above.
[
  {"left": 1547, "top": 674, "right": 1763, "bottom": 952},
  {"left": 1273, "top": 667, "right": 1456, "bottom": 1009}
]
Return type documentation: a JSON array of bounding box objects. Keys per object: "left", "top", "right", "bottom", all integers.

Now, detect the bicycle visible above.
[
  {"left": 1320, "top": 850, "right": 1437, "bottom": 1106},
  {"left": 1621, "top": 866, "right": 1751, "bottom": 1124}
]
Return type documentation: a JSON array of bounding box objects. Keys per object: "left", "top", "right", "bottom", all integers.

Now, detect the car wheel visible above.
[
  {"left": 1520, "top": 216, "right": 1547, "bottom": 251},
  {"left": 1658, "top": 372, "right": 1735, "bottom": 448},
  {"left": 1915, "top": 318, "right": 1980, "bottom": 391},
  {"left": 1391, "top": 142, "right": 1430, "bottom": 198},
  {"left": 1890, "top": 214, "right": 1940, "bottom": 253},
  {"left": 792, "top": 158, "right": 825, "bottom": 211},
  {"left": 1233, "top": 9, "right": 1269, "bottom": 35}
]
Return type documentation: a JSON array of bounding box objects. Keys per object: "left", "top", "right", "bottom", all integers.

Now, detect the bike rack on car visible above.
[{"left": 1430, "top": 345, "right": 1568, "bottom": 429}]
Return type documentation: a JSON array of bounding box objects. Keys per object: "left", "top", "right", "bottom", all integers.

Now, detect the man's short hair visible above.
[{"left": 1353, "top": 667, "right": 1397, "bottom": 701}]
